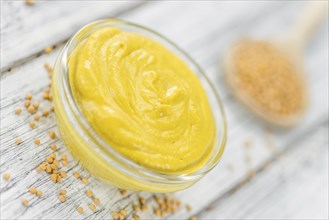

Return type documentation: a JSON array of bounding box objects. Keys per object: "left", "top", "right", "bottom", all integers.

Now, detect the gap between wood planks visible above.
[
  {"left": 193, "top": 119, "right": 328, "bottom": 218},
  {"left": 0, "top": 1, "right": 148, "bottom": 76}
]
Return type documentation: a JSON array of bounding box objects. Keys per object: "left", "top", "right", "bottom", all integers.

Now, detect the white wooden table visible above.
[{"left": 1, "top": 1, "right": 328, "bottom": 219}]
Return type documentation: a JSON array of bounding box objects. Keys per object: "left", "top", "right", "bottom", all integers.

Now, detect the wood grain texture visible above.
[
  {"left": 1, "top": 0, "right": 145, "bottom": 70},
  {"left": 199, "top": 125, "right": 328, "bottom": 220},
  {"left": 1, "top": 1, "right": 328, "bottom": 219}
]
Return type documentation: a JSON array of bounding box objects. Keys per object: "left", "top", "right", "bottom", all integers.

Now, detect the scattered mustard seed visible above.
[
  {"left": 49, "top": 130, "right": 56, "bottom": 139},
  {"left": 34, "top": 138, "right": 41, "bottom": 145},
  {"left": 112, "top": 212, "right": 119, "bottom": 220},
  {"left": 139, "top": 197, "right": 146, "bottom": 205},
  {"left": 57, "top": 175, "right": 62, "bottom": 183},
  {"left": 28, "top": 187, "right": 37, "bottom": 194},
  {"left": 132, "top": 205, "right": 140, "bottom": 211},
  {"left": 141, "top": 205, "right": 148, "bottom": 211},
  {"left": 2, "top": 172, "right": 11, "bottom": 181},
  {"left": 34, "top": 113, "right": 41, "bottom": 121},
  {"left": 59, "top": 195, "right": 66, "bottom": 203},
  {"left": 89, "top": 204, "right": 96, "bottom": 212},
  {"left": 73, "top": 172, "right": 80, "bottom": 179},
  {"left": 61, "top": 154, "right": 67, "bottom": 160},
  {"left": 33, "top": 102, "right": 40, "bottom": 110},
  {"left": 53, "top": 160, "right": 59, "bottom": 166},
  {"left": 29, "top": 120, "right": 36, "bottom": 129},
  {"left": 50, "top": 174, "right": 57, "bottom": 182},
  {"left": 62, "top": 160, "right": 68, "bottom": 167},
  {"left": 15, "top": 108, "right": 22, "bottom": 115},
  {"left": 81, "top": 178, "right": 89, "bottom": 184},
  {"left": 133, "top": 214, "right": 140, "bottom": 220},
  {"left": 24, "top": 100, "right": 31, "bottom": 108},
  {"left": 119, "top": 189, "right": 128, "bottom": 196},
  {"left": 21, "top": 199, "right": 29, "bottom": 207},
  {"left": 16, "top": 137, "right": 23, "bottom": 145},
  {"left": 42, "top": 109, "right": 49, "bottom": 117},
  {"left": 50, "top": 145, "right": 57, "bottom": 151},
  {"left": 86, "top": 190, "right": 93, "bottom": 197},
  {"left": 186, "top": 205, "right": 192, "bottom": 211},
  {"left": 59, "top": 189, "right": 67, "bottom": 195},
  {"left": 93, "top": 198, "right": 100, "bottom": 206},
  {"left": 77, "top": 206, "right": 84, "bottom": 214},
  {"left": 36, "top": 166, "right": 42, "bottom": 172},
  {"left": 26, "top": 93, "right": 32, "bottom": 100},
  {"left": 44, "top": 46, "right": 53, "bottom": 54},
  {"left": 189, "top": 216, "right": 197, "bottom": 220},
  {"left": 27, "top": 106, "right": 36, "bottom": 114},
  {"left": 60, "top": 171, "right": 67, "bottom": 178},
  {"left": 36, "top": 190, "right": 43, "bottom": 197}
]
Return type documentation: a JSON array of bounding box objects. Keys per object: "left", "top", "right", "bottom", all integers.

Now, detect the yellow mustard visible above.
[{"left": 69, "top": 27, "right": 216, "bottom": 174}]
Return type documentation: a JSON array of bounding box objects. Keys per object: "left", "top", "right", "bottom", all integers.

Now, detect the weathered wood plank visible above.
[
  {"left": 198, "top": 125, "right": 328, "bottom": 219},
  {"left": 1, "top": 1, "right": 328, "bottom": 219},
  {"left": 1, "top": 0, "right": 145, "bottom": 70}
]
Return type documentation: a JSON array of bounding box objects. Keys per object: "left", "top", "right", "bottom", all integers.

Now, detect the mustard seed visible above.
[
  {"left": 112, "top": 212, "right": 119, "bottom": 220},
  {"left": 21, "top": 199, "right": 29, "bottom": 207},
  {"left": 77, "top": 206, "right": 84, "bottom": 214},
  {"left": 24, "top": 100, "right": 31, "bottom": 108},
  {"left": 15, "top": 108, "right": 22, "bottom": 115},
  {"left": 186, "top": 205, "right": 192, "bottom": 211},
  {"left": 34, "top": 113, "right": 41, "bottom": 121},
  {"left": 89, "top": 204, "right": 96, "bottom": 212},
  {"left": 50, "top": 145, "right": 57, "bottom": 151},
  {"left": 44, "top": 46, "right": 53, "bottom": 54},
  {"left": 46, "top": 165, "right": 52, "bottom": 173},
  {"left": 27, "top": 106, "right": 36, "bottom": 114},
  {"left": 93, "top": 198, "right": 100, "bottom": 206},
  {"left": 53, "top": 160, "right": 59, "bottom": 166},
  {"left": 73, "top": 172, "right": 80, "bottom": 179},
  {"left": 59, "top": 195, "right": 66, "bottom": 203},
  {"left": 81, "top": 178, "right": 89, "bottom": 184},
  {"left": 42, "top": 109, "right": 49, "bottom": 117},
  {"left": 16, "top": 137, "right": 23, "bottom": 145},
  {"left": 119, "top": 189, "right": 128, "bottom": 196},
  {"left": 57, "top": 175, "right": 62, "bottom": 182},
  {"left": 62, "top": 160, "right": 68, "bottom": 167},
  {"left": 29, "top": 120, "right": 36, "bottom": 129},
  {"left": 28, "top": 187, "right": 37, "bottom": 194},
  {"left": 49, "top": 131, "right": 56, "bottom": 139},
  {"left": 61, "top": 154, "right": 67, "bottom": 160},
  {"left": 34, "top": 138, "right": 40, "bottom": 145},
  {"left": 133, "top": 214, "right": 140, "bottom": 220},
  {"left": 26, "top": 93, "right": 32, "bottom": 100},
  {"left": 86, "top": 190, "right": 93, "bottom": 197},
  {"left": 33, "top": 102, "right": 39, "bottom": 109},
  {"left": 50, "top": 174, "right": 57, "bottom": 182},
  {"left": 139, "top": 197, "right": 146, "bottom": 205},
  {"left": 60, "top": 171, "right": 67, "bottom": 178},
  {"left": 59, "top": 189, "right": 67, "bottom": 195},
  {"left": 2, "top": 172, "right": 11, "bottom": 181},
  {"left": 36, "top": 190, "right": 43, "bottom": 197}
]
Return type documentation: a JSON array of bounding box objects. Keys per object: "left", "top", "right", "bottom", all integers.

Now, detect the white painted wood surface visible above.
[
  {"left": 199, "top": 125, "right": 328, "bottom": 220},
  {"left": 1, "top": 1, "right": 328, "bottom": 219}
]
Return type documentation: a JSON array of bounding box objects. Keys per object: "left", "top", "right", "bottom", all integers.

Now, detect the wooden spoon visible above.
[{"left": 223, "top": 1, "right": 328, "bottom": 126}]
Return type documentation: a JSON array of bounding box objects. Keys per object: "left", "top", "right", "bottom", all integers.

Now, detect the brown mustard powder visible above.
[{"left": 233, "top": 40, "right": 305, "bottom": 115}]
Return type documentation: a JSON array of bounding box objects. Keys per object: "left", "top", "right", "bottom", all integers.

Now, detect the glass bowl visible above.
[{"left": 52, "top": 19, "right": 226, "bottom": 192}]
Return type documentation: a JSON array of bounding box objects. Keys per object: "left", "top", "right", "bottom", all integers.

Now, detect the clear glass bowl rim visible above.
[{"left": 56, "top": 18, "right": 227, "bottom": 183}]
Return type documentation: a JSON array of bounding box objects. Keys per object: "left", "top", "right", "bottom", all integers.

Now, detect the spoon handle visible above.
[{"left": 285, "top": 1, "right": 328, "bottom": 52}]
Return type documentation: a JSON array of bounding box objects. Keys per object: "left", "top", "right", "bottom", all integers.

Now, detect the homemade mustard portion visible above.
[{"left": 69, "top": 27, "right": 216, "bottom": 173}]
